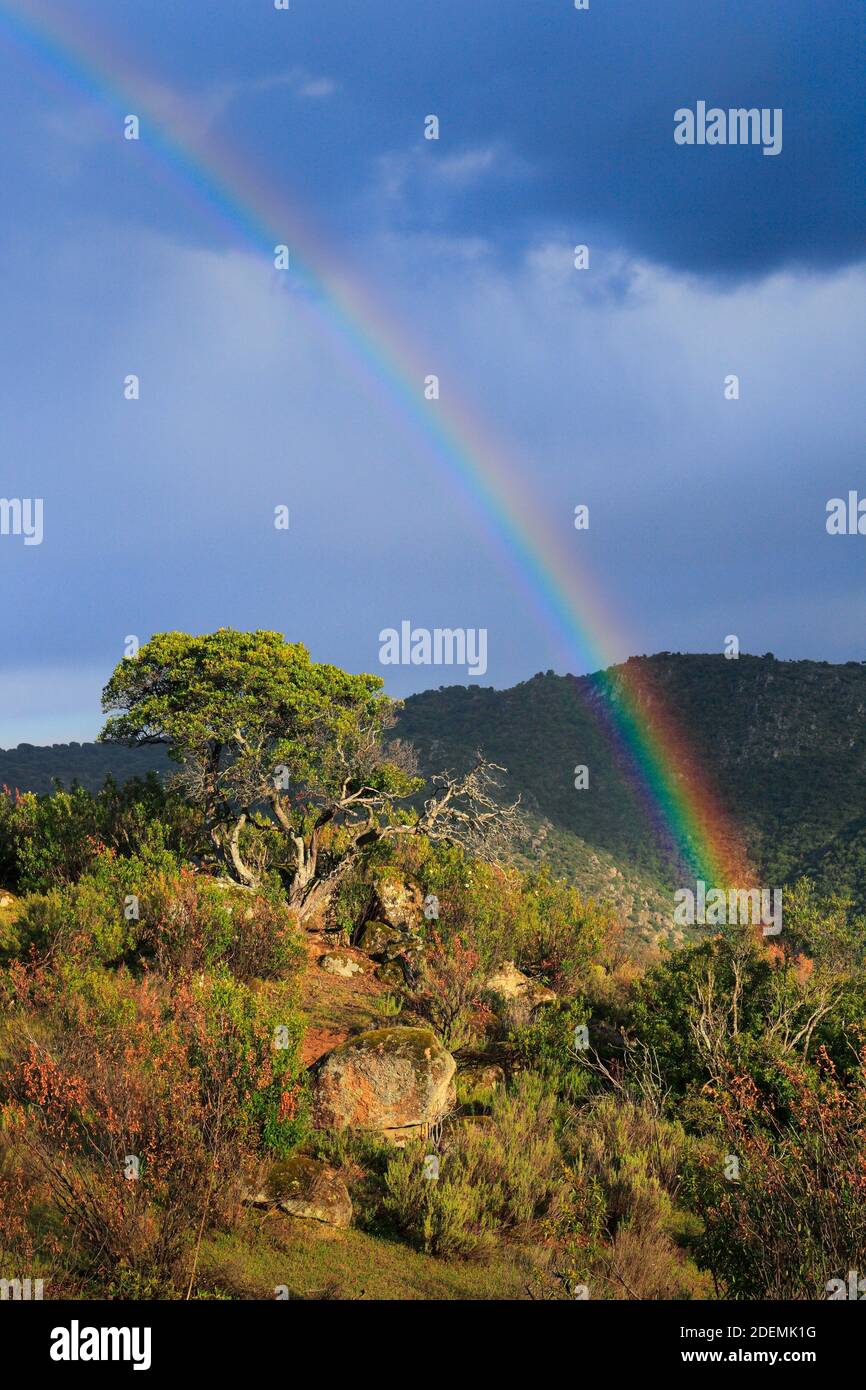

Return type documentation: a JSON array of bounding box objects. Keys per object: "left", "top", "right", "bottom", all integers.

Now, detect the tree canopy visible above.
[{"left": 100, "top": 629, "right": 513, "bottom": 916}]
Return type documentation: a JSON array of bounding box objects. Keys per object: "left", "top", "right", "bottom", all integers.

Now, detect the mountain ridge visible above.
[{"left": 4, "top": 652, "right": 866, "bottom": 918}]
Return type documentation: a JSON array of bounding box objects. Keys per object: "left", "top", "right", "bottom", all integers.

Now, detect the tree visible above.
[{"left": 100, "top": 630, "right": 517, "bottom": 919}]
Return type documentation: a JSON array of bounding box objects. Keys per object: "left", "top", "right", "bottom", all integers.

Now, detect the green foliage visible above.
[
  {"left": 9, "top": 784, "right": 101, "bottom": 892},
  {"left": 98, "top": 630, "right": 425, "bottom": 904},
  {"left": 367, "top": 836, "right": 615, "bottom": 993},
  {"left": 183, "top": 970, "right": 308, "bottom": 1157},
  {"left": 567, "top": 1094, "right": 686, "bottom": 1233},
  {"left": 683, "top": 1051, "right": 866, "bottom": 1299},
  {"left": 384, "top": 1073, "right": 571, "bottom": 1259},
  {"left": 101, "top": 629, "right": 396, "bottom": 791},
  {"left": 373, "top": 992, "right": 403, "bottom": 1019},
  {"left": 629, "top": 934, "right": 772, "bottom": 1097},
  {"left": 4, "top": 645, "right": 866, "bottom": 1300},
  {"left": 12, "top": 850, "right": 304, "bottom": 982},
  {"left": 0, "top": 959, "right": 307, "bottom": 1287},
  {"left": 0, "top": 741, "right": 171, "bottom": 798},
  {"left": 0, "top": 775, "right": 200, "bottom": 896},
  {"left": 411, "top": 932, "right": 485, "bottom": 1051},
  {"left": 630, "top": 896, "right": 866, "bottom": 1105},
  {"left": 395, "top": 654, "right": 866, "bottom": 916},
  {"left": 12, "top": 651, "right": 866, "bottom": 915},
  {"left": 557, "top": 1095, "right": 709, "bottom": 1299},
  {"left": 512, "top": 998, "right": 594, "bottom": 1101}
]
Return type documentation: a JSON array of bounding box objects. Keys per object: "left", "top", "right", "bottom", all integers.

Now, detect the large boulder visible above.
[
  {"left": 311, "top": 1027, "right": 456, "bottom": 1140},
  {"left": 246, "top": 1155, "right": 352, "bottom": 1228},
  {"left": 356, "top": 920, "right": 403, "bottom": 959},
  {"left": 484, "top": 961, "right": 557, "bottom": 1028},
  {"left": 372, "top": 876, "right": 424, "bottom": 932}
]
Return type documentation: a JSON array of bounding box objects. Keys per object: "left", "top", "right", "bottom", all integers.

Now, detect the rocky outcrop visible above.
[
  {"left": 319, "top": 953, "right": 364, "bottom": 978},
  {"left": 311, "top": 1026, "right": 456, "bottom": 1140},
  {"left": 356, "top": 920, "right": 403, "bottom": 959},
  {"left": 484, "top": 961, "right": 557, "bottom": 1028},
  {"left": 358, "top": 895, "right": 425, "bottom": 987},
  {"left": 246, "top": 1155, "right": 352, "bottom": 1227},
  {"left": 372, "top": 876, "right": 424, "bottom": 932}
]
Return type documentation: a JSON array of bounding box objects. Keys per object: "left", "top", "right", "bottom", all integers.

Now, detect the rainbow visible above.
[{"left": 0, "top": 0, "right": 753, "bottom": 888}]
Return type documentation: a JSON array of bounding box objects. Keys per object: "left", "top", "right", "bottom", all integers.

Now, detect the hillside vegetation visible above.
[
  {"left": 397, "top": 653, "right": 866, "bottom": 906},
  {"left": 7, "top": 653, "right": 866, "bottom": 915},
  {"left": 1, "top": 634, "right": 865, "bottom": 1302}
]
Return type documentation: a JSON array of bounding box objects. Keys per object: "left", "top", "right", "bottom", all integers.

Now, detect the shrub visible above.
[
  {"left": 13, "top": 854, "right": 303, "bottom": 982},
  {"left": 410, "top": 932, "right": 487, "bottom": 1051},
  {"left": 0, "top": 967, "right": 307, "bottom": 1289},
  {"left": 357, "top": 838, "right": 616, "bottom": 998},
  {"left": 685, "top": 1048, "right": 866, "bottom": 1299},
  {"left": 593, "top": 1218, "right": 708, "bottom": 1301},
  {"left": 512, "top": 998, "right": 594, "bottom": 1101},
  {"left": 0, "top": 776, "right": 205, "bottom": 897},
  {"left": 9, "top": 786, "right": 102, "bottom": 893},
  {"left": 383, "top": 1072, "right": 570, "bottom": 1258},
  {"left": 566, "top": 1093, "right": 686, "bottom": 1234}
]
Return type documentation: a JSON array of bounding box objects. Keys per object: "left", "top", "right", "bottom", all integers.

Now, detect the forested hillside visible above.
[
  {"left": 5, "top": 652, "right": 866, "bottom": 907},
  {"left": 0, "top": 740, "right": 171, "bottom": 795},
  {"left": 2, "top": 633, "right": 865, "bottom": 1302},
  {"left": 397, "top": 653, "right": 866, "bottom": 903}
]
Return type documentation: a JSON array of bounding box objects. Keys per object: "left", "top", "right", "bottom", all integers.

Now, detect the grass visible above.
[{"left": 200, "top": 1212, "right": 534, "bottom": 1301}]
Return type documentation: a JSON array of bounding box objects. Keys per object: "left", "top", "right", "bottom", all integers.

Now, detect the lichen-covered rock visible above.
[
  {"left": 246, "top": 1155, "right": 352, "bottom": 1227},
  {"left": 356, "top": 920, "right": 403, "bottom": 959},
  {"left": 484, "top": 961, "right": 556, "bottom": 1028},
  {"left": 319, "top": 953, "right": 364, "bottom": 978},
  {"left": 375, "top": 960, "right": 408, "bottom": 988},
  {"left": 372, "top": 876, "right": 424, "bottom": 932},
  {"left": 311, "top": 1026, "right": 456, "bottom": 1137}
]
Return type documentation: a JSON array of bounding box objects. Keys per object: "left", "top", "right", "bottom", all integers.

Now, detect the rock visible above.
[
  {"left": 319, "top": 953, "right": 364, "bottom": 978},
  {"left": 247, "top": 1155, "right": 352, "bottom": 1228},
  {"left": 376, "top": 960, "right": 408, "bottom": 988},
  {"left": 311, "top": 1026, "right": 456, "bottom": 1139},
  {"left": 484, "top": 960, "right": 557, "bottom": 1028},
  {"left": 0, "top": 894, "right": 12, "bottom": 909},
  {"left": 356, "top": 920, "right": 403, "bottom": 959},
  {"left": 373, "top": 876, "right": 424, "bottom": 932}
]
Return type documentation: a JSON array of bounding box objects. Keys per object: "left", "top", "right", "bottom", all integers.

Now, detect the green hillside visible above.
[
  {"left": 3, "top": 634, "right": 866, "bottom": 1305},
  {"left": 0, "top": 740, "right": 171, "bottom": 795},
  {"left": 5, "top": 652, "right": 866, "bottom": 912},
  {"left": 395, "top": 653, "right": 866, "bottom": 905}
]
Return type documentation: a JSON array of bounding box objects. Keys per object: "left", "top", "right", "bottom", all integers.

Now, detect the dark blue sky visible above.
[{"left": 0, "top": 0, "right": 864, "bottom": 742}]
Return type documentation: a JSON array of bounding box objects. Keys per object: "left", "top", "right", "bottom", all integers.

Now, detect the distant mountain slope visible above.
[
  {"left": 0, "top": 741, "right": 171, "bottom": 795},
  {"left": 5, "top": 653, "right": 866, "bottom": 916},
  {"left": 395, "top": 653, "right": 866, "bottom": 902}
]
